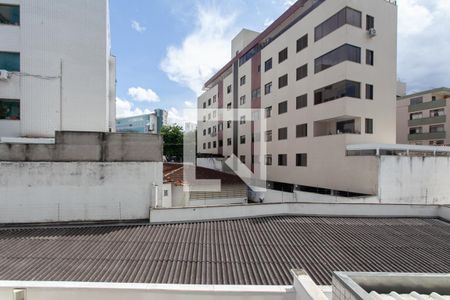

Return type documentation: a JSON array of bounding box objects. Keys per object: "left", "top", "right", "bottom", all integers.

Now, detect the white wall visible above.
[{"left": 0, "top": 162, "right": 163, "bottom": 223}]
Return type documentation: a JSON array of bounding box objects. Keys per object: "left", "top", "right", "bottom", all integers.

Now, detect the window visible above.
[
  {"left": 265, "top": 106, "right": 272, "bottom": 118},
  {"left": 203, "top": 103, "right": 206, "bottom": 109},
  {"left": 203, "top": 143, "right": 206, "bottom": 150},
  {"left": 278, "top": 74, "right": 288, "bottom": 89},
  {"left": 265, "top": 155, "right": 273, "bottom": 166},
  {"left": 227, "top": 120, "right": 232, "bottom": 128},
  {"left": 0, "top": 52, "right": 20, "bottom": 71},
  {"left": 410, "top": 112, "right": 423, "bottom": 120},
  {"left": 410, "top": 97, "right": 423, "bottom": 105},
  {"left": 410, "top": 127, "right": 422, "bottom": 134},
  {"left": 430, "top": 125, "right": 445, "bottom": 133},
  {"left": 0, "top": 4, "right": 20, "bottom": 25},
  {"left": 337, "top": 120, "right": 356, "bottom": 134},
  {"left": 227, "top": 138, "right": 232, "bottom": 146},
  {"left": 366, "top": 49, "right": 374, "bottom": 66},
  {"left": 296, "top": 153, "right": 307, "bottom": 167},
  {"left": 265, "top": 82, "right": 272, "bottom": 95},
  {"left": 213, "top": 141, "right": 217, "bottom": 148},
  {"left": 0, "top": 99, "right": 20, "bottom": 120},
  {"left": 240, "top": 155, "right": 246, "bottom": 164},
  {"left": 296, "top": 123, "right": 308, "bottom": 138},
  {"left": 296, "top": 94, "right": 307, "bottom": 109},
  {"left": 278, "top": 127, "right": 288, "bottom": 140},
  {"left": 227, "top": 103, "right": 232, "bottom": 110},
  {"left": 315, "top": 7, "right": 362, "bottom": 41},
  {"left": 203, "top": 129, "right": 206, "bottom": 136},
  {"left": 240, "top": 135, "right": 246, "bottom": 144},
  {"left": 296, "top": 34, "right": 308, "bottom": 52},
  {"left": 430, "top": 109, "right": 445, "bottom": 117},
  {"left": 296, "top": 64, "right": 308, "bottom": 80},
  {"left": 213, "top": 95, "right": 217, "bottom": 103},
  {"left": 240, "top": 76, "right": 246, "bottom": 86},
  {"left": 265, "top": 58, "right": 273, "bottom": 71},
  {"left": 240, "top": 95, "right": 246, "bottom": 105},
  {"left": 208, "top": 142, "right": 211, "bottom": 149},
  {"left": 240, "top": 116, "right": 246, "bottom": 125},
  {"left": 227, "top": 85, "right": 232, "bottom": 94},
  {"left": 213, "top": 110, "right": 217, "bottom": 118},
  {"left": 314, "top": 80, "right": 361, "bottom": 105},
  {"left": 278, "top": 154, "right": 288, "bottom": 166},
  {"left": 164, "top": 190, "right": 169, "bottom": 197},
  {"left": 314, "top": 44, "right": 361, "bottom": 73},
  {"left": 265, "top": 130, "right": 273, "bottom": 142},
  {"left": 278, "top": 101, "right": 288, "bottom": 115},
  {"left": 252, "top": 88, "right": 261, "bottom": 99},
  {"left": 208, "top": 98, "right": 211, "bottom": 106},
  {"left": 366, "top": 84, "right": 374, "bottom": 100},
  {"left": 278, "top": 48, "right": 288, "bottom": 63},
  {"left": 365, "top": 118, "right": 373, "bottom": 134},
  {"left": 208, "top": 127, "right": 211, "bottom": 134},
  {"left": 366, "top": 15, "right": 375, "bottom": 30}
]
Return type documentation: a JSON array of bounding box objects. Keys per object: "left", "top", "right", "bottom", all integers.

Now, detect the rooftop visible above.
[
  {"left": 398, "top": 87, "right": 450, "bottom": 100},
  {"left": 0, "top": 216, "right": 449, "bottom": 286}
]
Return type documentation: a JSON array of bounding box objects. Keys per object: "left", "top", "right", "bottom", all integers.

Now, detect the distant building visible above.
[
  {"left": 397, "top": 87, "right": 450, "bottom": 145},
  {"left": 184, "top": 122, "right": 197, "bottom": 132},
  {"left": 0, "top": 0, "right": 116, "bottom": 139},
  {"left": 116, "top": 109, "right": 168, "bottom": 134}
]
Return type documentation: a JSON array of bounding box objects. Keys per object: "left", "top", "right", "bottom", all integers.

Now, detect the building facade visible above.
[
  {"left": 397, "top": 88, "right": 450, "bottom": 145},
  {"left": 197, "top": 0, "right": 397, "bottom": 196},
  {"left": 0, "top": 0, "right": 116, "bottom": 139},
  {"left": 116, "top": 109, "right": 168, "bottom": 134}
]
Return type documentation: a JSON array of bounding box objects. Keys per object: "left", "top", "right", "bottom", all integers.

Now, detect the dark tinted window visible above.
[
  {"left": 278, "top": 48, "right": 288, "bottom": 63},
  {"left": 265, "top": 82, "right": 272, "bottom": 95},
  {"left": 278, "top": 154, "right": 287, "bottom": 166},
  {"left": 410, "top": 97, "right": 423, "bottom": 105},
  {"left": 296, "top": 153, "right": 307, "bottom": 167},
  {"left": 0, "top": 99, "right": 20, "bottom": 120},
  {"left": 366, "top": 49, "right": 374, "bottom": 65},
  {"left": 278, "top": 127, "right": 288, "bottom": 140},
  {"left": 0, "top": 52, "right": 20, "bottom": 71},
  {"left": 296, "top": 34, "right": 308, "bottom": 52},
  {"left": 296, "top": 64, "right": 308, "bottom": 80},
  {"left": 240, "top": 135, "right": 246, "bottom": 144},
  {"left": 314, "top": 80, "right": 361, "bottom": 105},
  {"left": 366, "top": 84, "right": 374, "bottom": 100},
  {"left": 366, "top": 15, "right": 375, "bottom": 30},
  {"left": 365, "top": 118, "right": 373, "bottom": 134},
  {"left": 315, "top": 7, "right": 361, "bottom": 41},
  {"left": 296, "top": 94, "right": 308, "bottom": 109},
  {"left": 296, "top": 124, "right": 308, "bottom": 138},
  {"left": 265, "top": 58, "right": 273, "bottom": 71},
  {"left": 278, "top": 101, "right": 288, "bottom": 114},
  {"left": 278, "top": 74, "right": 288, "bottom": 88},
  {"left": 315, "top": 44, "right": 361, "bottom": 73},
  {"left": 0, "top": 4, "right": 20, "bottom": 25},
  {"left": 227, "top": 85, "right": 232, "bottom": 94}
]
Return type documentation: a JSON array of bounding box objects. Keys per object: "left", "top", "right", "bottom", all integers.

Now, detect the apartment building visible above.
[
  {"left": 397, "top": 87, "right": 450, "bottom": 146},
  {"left": 197, "top": 0, "right": 397, "bottom": 196},
  {"left": 0, "top": 0, "right": 116, "bottom": 139},
  {"left": 116, "top": 109, "right": 168, "bottom": 134}
]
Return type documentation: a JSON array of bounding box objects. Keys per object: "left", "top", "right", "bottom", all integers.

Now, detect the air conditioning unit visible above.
[
  {"left": 368, "top": 28, "right": 377, "bottom": 37},
  {"left": 0, "top": 70, "right": 9, "bottom": 81}
]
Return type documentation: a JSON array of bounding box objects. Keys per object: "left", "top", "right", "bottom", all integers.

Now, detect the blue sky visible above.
[{"left": 110, "top": 0, "right": 450, "bottom": 124}]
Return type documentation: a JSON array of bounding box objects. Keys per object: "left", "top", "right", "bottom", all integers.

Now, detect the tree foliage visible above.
[{"left": 160, "top": 125, "right": 184, "bottom": 161}]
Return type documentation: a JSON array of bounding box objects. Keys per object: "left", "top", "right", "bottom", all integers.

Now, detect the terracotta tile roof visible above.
[
  {"left": 163, "top": 163, "right": 245, "bottom": 186},
  {"left": 0, "top": 216, "right": 449, "bottom": 285}
]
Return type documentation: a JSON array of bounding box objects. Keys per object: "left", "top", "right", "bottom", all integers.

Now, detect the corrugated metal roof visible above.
[
  {"left": 370, "top": 291, "right": 450, "bottom": 300},
  {"left": 0, "top": 216, "right": 449, "bottom": 286}
]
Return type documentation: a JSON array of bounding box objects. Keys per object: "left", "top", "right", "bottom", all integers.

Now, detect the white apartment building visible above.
[
  {"left": 197, "top": 0, "right": 397, "bottom": 196},
  {"left": 0, "top": 0, "right": 116, "bottom": 139},
  {"left": 397, "top": 87, "right": 450, "bottom": 146}
]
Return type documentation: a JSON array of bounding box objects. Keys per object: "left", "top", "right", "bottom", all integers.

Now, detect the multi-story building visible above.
[
  {"left": 116, "top": 109, "right": 168, "bottom": 134},
  {"left": 397, "top": 87, "right": 450, "bottom": 146},
  {"left": 197, "top": 0, "right": 397, "bottom": 196},
  {"left": 0, "top": 0, "right": 116, "bottom": 139}
]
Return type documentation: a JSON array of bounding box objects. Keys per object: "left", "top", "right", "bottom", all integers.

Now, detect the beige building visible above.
[
  {"left": 397, "top": 87, "right": 450, "bottom": 146},
  {"left": 197, "top": 0, "right": 398, "bottom": 196}
]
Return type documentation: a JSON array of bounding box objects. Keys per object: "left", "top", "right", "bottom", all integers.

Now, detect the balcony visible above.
[
  {"left": 408, "top": 115, "right": 446, "bottom": 126},
  {"left": 408, "top": 132, "right": 446, "bottom": 141},
  {"left": 314, "top": 116, "right": 361, "bottom": 137},
  {"left": 409, "top": 99, "right": 446, "bottom": 113}
]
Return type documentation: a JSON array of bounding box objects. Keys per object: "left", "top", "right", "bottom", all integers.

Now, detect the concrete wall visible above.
[
  {"left": 0, "top": 131, "right": 163, "bottom": 162},
  {"left": 0, "top": 161, "right": 162, "bottom": 223},
  {"left": 378, "top": 156, "right": 450, "bottom": 205}
]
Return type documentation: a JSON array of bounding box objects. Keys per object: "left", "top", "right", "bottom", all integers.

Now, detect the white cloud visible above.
[
  {"left": 160, "top": 5, "right": 238, "bottom": 95},
  {"left": 128, "top": 87, "right": 160, "bottom": 102},
  {"left": 184, "top": 101, "right": 195, "bottom": 108},
  {"left": 264, "top": 18, "right": 274, "bottom": 27},
  {"left": 116, "top": 98, "right": 151, "bottom": 118},
  {"left": 131, "top": 20, "right": 146, "bottom": 33},
  {"left": 398, "top": 0, "right": 450, "bottom": 92},
  {"left": 167, "top": 102, "right": 198, "bottom": 126}
]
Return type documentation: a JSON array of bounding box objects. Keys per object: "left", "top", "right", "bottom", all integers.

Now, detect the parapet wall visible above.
[{"left": 0, "top": 131, "right": 163, "bottom": 162}]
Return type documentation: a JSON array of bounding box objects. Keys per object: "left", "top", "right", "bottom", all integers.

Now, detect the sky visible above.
[{"left": 110, "top": 0, "right": 450, "bottom": 124}]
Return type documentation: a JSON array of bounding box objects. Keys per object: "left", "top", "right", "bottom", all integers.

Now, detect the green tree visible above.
[{"left": 160, "top": 124, "right": 184, "bottom": 161}]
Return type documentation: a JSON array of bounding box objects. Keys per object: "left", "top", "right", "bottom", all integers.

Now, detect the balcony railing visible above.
[
  {"left": 409, "top": 99, "right": 447, "bottom": 113},
  {"left": 408, "top": 115, "right": 446, "bottom": 126},
  {"left": 408, "top": 131, "right": 446, "bottom": 141}
]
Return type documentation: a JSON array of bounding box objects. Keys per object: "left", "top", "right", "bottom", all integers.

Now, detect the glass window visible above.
[
  {"left": 278, "top": 101, "right": 288, "bottom": 114},
  {"left": 366, "top": 15, "right": 375, "bottom": 30},
  {"left": 208, "top": 142, "right": 211, "bottom": 149},
  {"left": 366, "top": 49, "right": 374, "bottom": 65},
  {"left": 240, "top": 95, "right": 246, "bottom": 105},
  {"left": 430, "top": 125, "right": 445, "bottom": 133},
  {"left": 410, "top": 112, "right": 422, "bottom": 120},
  {"left": 240, "top": 135, "right": 246, "bottom": 144},
  {"left": 366, "top": 84, "right": 374, "bottom": 100},
  {"left": 213, "top": 141, "right": 217, "bottom": 148},
  {"left": 296, "top": 153, "right": 307, "bottom": 167},
  {"left": 278, "top": 127, "right": 288, "bottom": 140},
  {"left": 0, "top": 52, "right": 20, "bottom": 71},
  {"left": 0, "top": 99, "right": 20, "bottom": 120},
  {"left": 208, "top": 98, "right": 211, "bottom": 106},
  {"left": 430, "top": 109, "right": 445, "bottom": 117},
  {"left": 315, "top": 7, "right": 362, "bottom": 41},
  {"left": 365, "top": 118, "right": 373, "bottom": 134},
  {"left": 240, "top": 116, "right": 246, "bottom": 125},
  {"left": 296, "top": 64, "right": 308, "bottom": 81},
  {"left": 265, "top": 106, "right": 272, "bottom": 118},
  {"left": 240, "top": 155, "right": 246, "bottom": 164},
  {"left": 227, "top": 103, "right": 232, "bottom": 110},
  {"left": 296, "top": 34, "right": 308, "bottom": 52},
  {"left": 265, "top": 82, "right": 272, "bottom": 95},
  {"left": 337, "top": 120, "right": 355, "bottom": 134},
  {"left": 265, "top": 154, "right": 272, "bottom": 166},
  {"left": 410, "top": 97, "right": 423, "bottom": 105},
  {"left": 410, "top": 127, "right": 422, "bottom": 134},
  {"left": 240, "top": 76, "right": 246, "bottom": 86},
  {"left": 315, "top": 44, "right": 361, "bottom": 73},
  {"left": 227, "top": 85, "right": 232, "bottom": 94},
  {"left": 296, "top": 94, "right": 308, "bottom": 109},
  {"left": 296, "top": 123, "right": 308, "bottom": 138},
  {"left": 279, "top": 48, "right": 288, "bottom": 63},
  {"left": 265, "top": 130, "right": 272, "bottom": 142},
  {"left": 314, "top": 80, "right": 361, "bottom": 105},
  {"left": 251, "top": 88, "right": 261, "bottom": 99},
  {"left": 227, "top": 138, "right": 232, "bottom": 145},
  {"left": 278, "top": 74, "right": 288, "bottom": 89},
  {"left": 0, "top": 4, "right": 20, "bottom": 25},
  {"left": 265, "top": 58, "right": 273, "bottom": 71},
  {"left": 278, "top": 154, "right": 287, "bottom": 166},
  {"left": 203, "top": 143, "right": 206, "bottom": 150}
]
